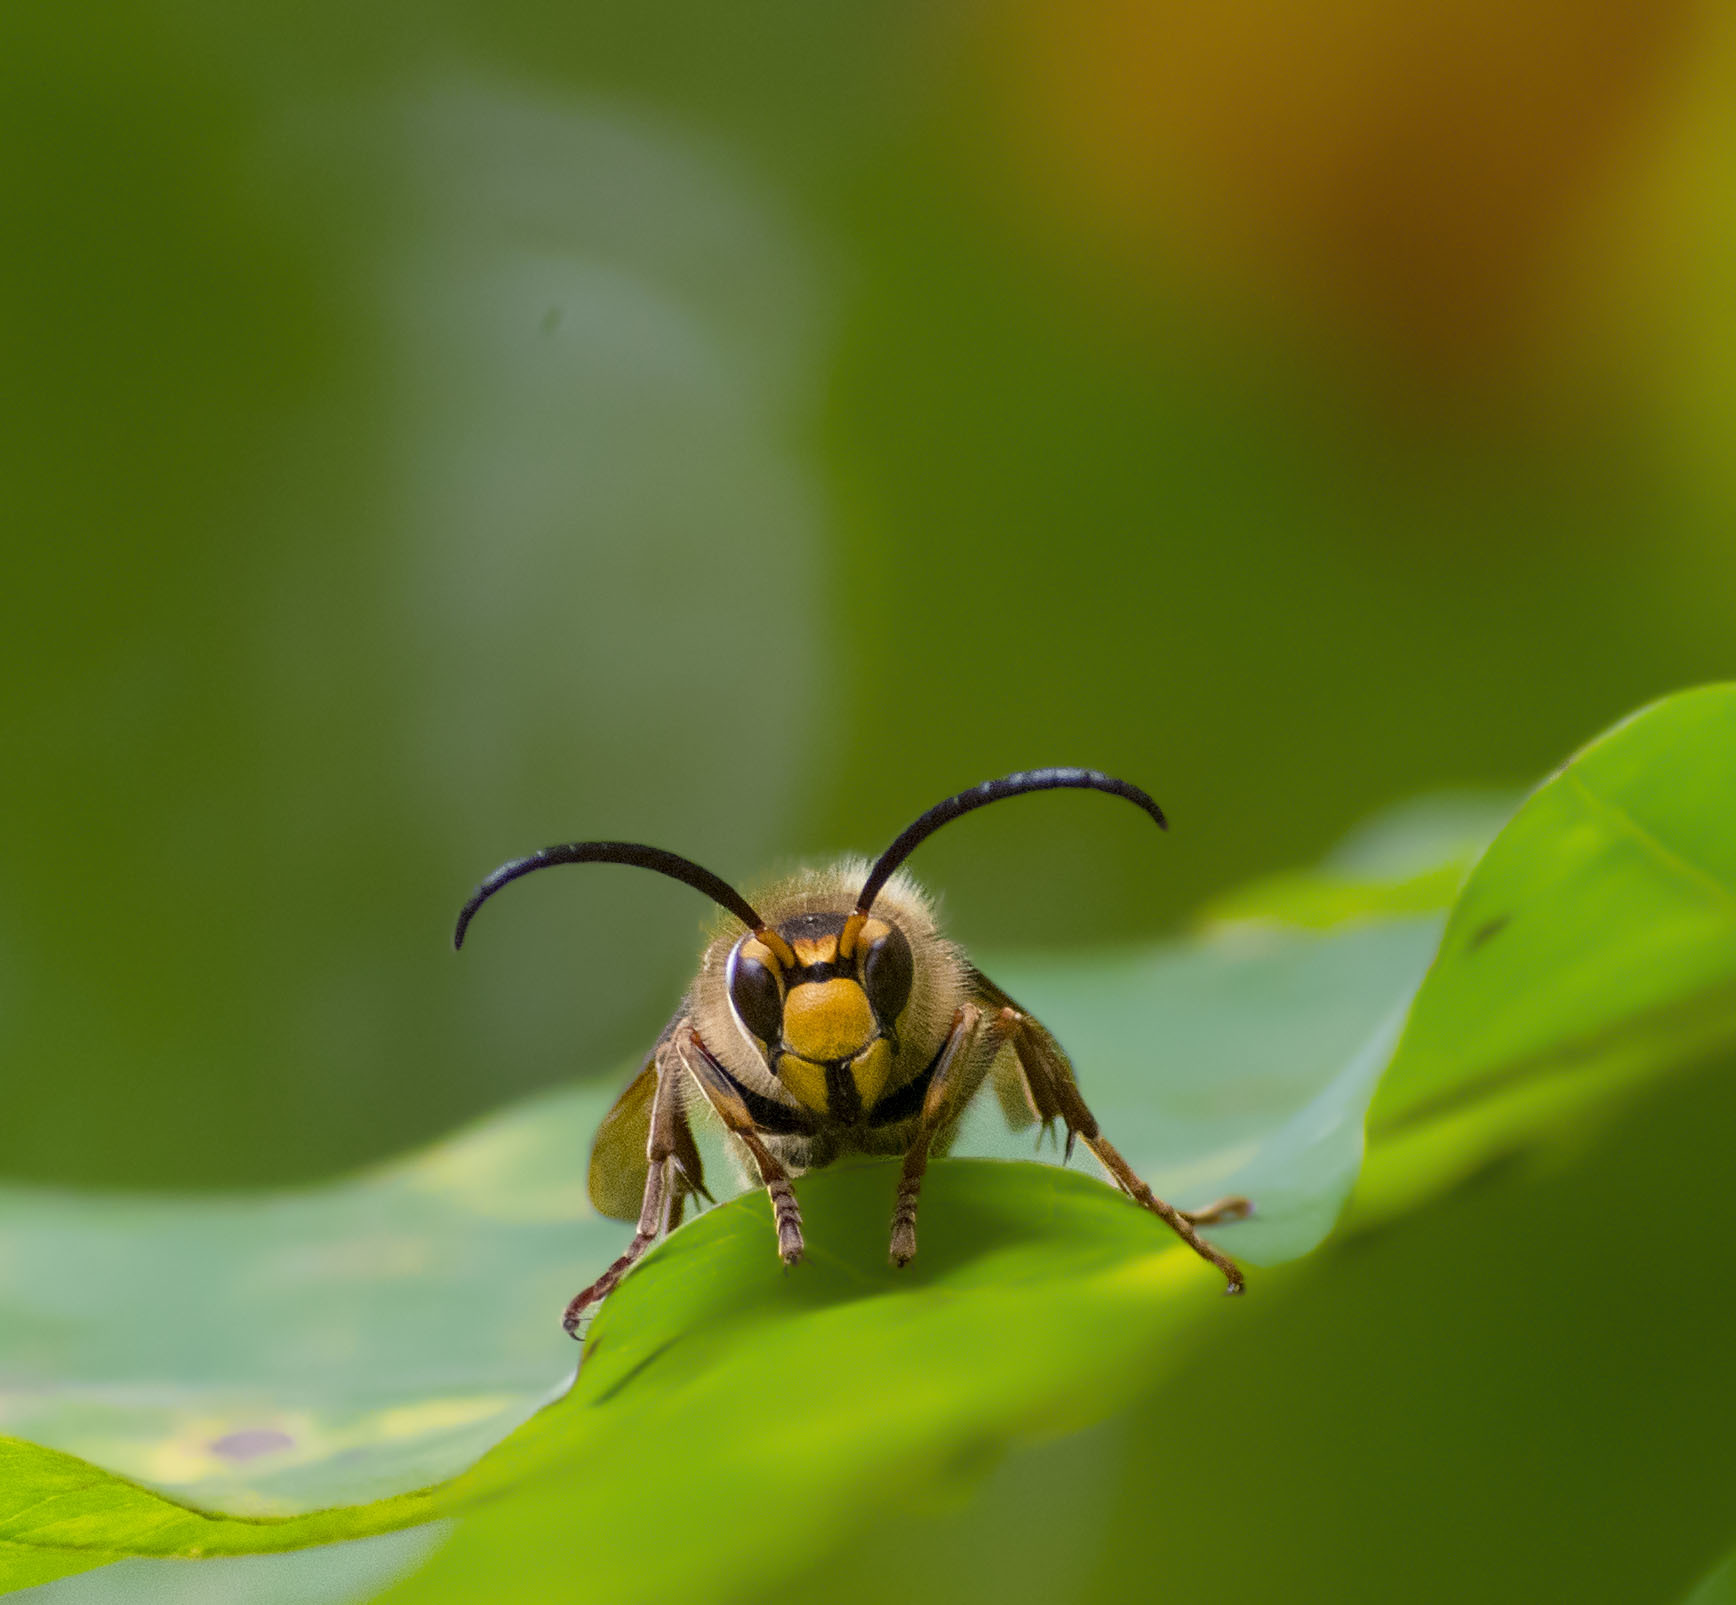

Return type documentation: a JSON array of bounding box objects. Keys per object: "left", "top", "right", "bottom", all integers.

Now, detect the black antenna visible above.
[
  {"left": 856, "top": 768, "right": 1168, "bottom": 915},
  {"left": 454, "top": 841, "right": 765, "bottom": 950}
]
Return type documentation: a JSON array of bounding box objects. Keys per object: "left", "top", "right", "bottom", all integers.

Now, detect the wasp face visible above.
[{"left": 725, "top": 912, "right": 915, "bottom": 1123}]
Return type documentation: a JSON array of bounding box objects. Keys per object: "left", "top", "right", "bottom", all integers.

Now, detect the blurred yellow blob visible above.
[{"left": 979, "top": 0, "right": 1697, "bottom": 368}]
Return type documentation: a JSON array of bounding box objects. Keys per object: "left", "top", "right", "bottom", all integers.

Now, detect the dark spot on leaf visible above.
[
  {"left": 589, "top": 1335, "right": 684, "bottom": 1406},
  {"left": 209, "top": 1428, "right": 294, "bottom": 1461},
  {"left": 1467, "top": 915, "right": 1509, "bottom": 952}
]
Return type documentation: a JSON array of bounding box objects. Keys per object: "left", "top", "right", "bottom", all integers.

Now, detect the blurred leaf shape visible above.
[
  {"left": 1685, "top": 1545, "right": 1736, "bottom": 1605},
  {"left": 982, "top": 916, "right": 1442, "bottom": 1263},
  {"left": 0, "top": 1082, "right": 624, "bottom": 1521},
  {"left": 0, "top": 74, "right": 834, "bottom": 1190},
  {"left": 1199, "top": 789, "right": 1515, "bottom": 929},
  {"left": 12, "top": 1529, "right": 445, "bottom": 1605},
  {"left": 4, "top": 684, "right": 1734, "bottom": 1600},
  {"left": 1360, "top": 681, "right": 1736, "bottom": 1221}
]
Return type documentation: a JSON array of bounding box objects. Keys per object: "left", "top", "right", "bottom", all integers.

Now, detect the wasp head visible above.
[{"left": 725, "top": 911, "right": 914, "bottom": 1122}]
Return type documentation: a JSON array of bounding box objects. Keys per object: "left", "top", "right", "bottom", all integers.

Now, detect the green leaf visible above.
[
  {"left": 985, "top": 916, "right": 1442, "bottom": 1262},
  {"left": 0, "top": 1437, "right": 438, "bottom": 1564},
  {"left": 0, "top": 1082, "right": 625, "bottom": 1523},
  {"left": 1684, "top": 1547, "right": 1736, "bottom": 1605},
  {"left": 0, "top": 1543, "right": 118, "bottom": 1595},
  {"left": 378, "top": 1159, "right": 1252, "bottom": 1605},
  {"left": 14, "top": 1530, "right": 445, "bottom": 1605},
  {"left": 1357, "top": 682, "right": 1736, "bottom": 1223},
  {"left": 9, "top": 685, "right": 1736, "bottom": 1603}
]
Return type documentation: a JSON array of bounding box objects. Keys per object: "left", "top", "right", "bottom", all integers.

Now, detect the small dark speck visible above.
[
  {"left": 1467, "top": 915, "right": 1509, "bottom": 952},
  {"left": 210, "top": 1428, "right": 295, "bottom": 1461},
  {"left": 540, "top": 306, "right": 563, "bottom": 335}
]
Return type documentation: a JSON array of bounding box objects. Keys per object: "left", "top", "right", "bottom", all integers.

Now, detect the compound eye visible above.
[
  {"left": 861, "top": 923, "right": 914, "bottom": 1027},
  {"left": 726, "top": 946, "right": 783, "bottom": 1046}
]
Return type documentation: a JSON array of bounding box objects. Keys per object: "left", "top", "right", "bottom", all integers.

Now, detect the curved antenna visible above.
[
  {"left": 856, "top": 768, "right": 1168, "bottom": 916},
  {"left": 454, "top": 841, "right": 765, "bottom": 951}
]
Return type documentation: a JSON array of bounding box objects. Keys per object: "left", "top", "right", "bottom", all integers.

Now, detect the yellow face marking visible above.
[
  {"left": 849, "top": 1037, "right": 893, "bottom": 1111},
  {"left": 775, "top": 1052, "right": 830, "bottom": 1114},
  {"left": 781, "top": 978, "right": 874, "bottom": 1065},
  {"left": 789, "top": 934, "right": 839, "bottom": 967},
  {"left": 739, "top": 935, "right": 780, "bottom": 971}
]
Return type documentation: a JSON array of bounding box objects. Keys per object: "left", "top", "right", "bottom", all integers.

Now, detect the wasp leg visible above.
[
  {"left": 562, "top": 1040, "right": 701, "bottom": 1336},
  {"left": 563, "top": 1151, "right": 669, "bottom": 1336},
  {"left": 988, "top": 995, "right": 1248, "bottom": 1295},
  {"left": 1180, "top": 1196, "right": 1254, "bottom": 1227},
  {"left": 889, "top": 1003, "right": 1003, "bottom": 1267},
  {"left": 665, "top": 1188, "right": 685, "bottom": 1232},
  {"left": 667, "top": 1080, "right": 712, "bottom": 1211},
  {"left": 677, "top": 1026, "right": 805, "bottom": 1265},
  {"left": 1080, "top": 1131, "right": 1247, "bottom": 1294},
  {"left": 662, "top": 1154, "right": 716, "bottom": 1231}
]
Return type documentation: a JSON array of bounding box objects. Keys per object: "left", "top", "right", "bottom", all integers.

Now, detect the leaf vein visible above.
[{"left": 1565, "top": 773, "right": 1736, "bottom": 910}]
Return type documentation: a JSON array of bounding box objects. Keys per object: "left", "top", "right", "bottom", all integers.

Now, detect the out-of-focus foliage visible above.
[
  {"left": 1685, "top": 1548, "right": 1736, "bottom": 1605},
  {"left": 7, "top": 1, "right": 1736, "bottom": 1189},
  {"left": 1364, "top": 684, "right": 1736, "bottom": 1205},
  {"left": 8, "top": 1532, "right": 443, "bottom": 1605},
  {"left": 0, "top": 1082, "right": 619, "bottom": 1518},
  {"left": 5, "top": 688, "right": 1734, "bottom": 1600}
]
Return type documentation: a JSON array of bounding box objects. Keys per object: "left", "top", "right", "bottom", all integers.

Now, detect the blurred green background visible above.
[{"left": 4, "top": 0, "right": 1734, "bottom": 1206}]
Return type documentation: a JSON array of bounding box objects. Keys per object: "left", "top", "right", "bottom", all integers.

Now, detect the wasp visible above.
[{"left": 455, "top": 769, "right": 1249, "bottom": 1336}]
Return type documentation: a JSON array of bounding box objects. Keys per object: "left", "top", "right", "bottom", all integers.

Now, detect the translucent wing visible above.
[{"left": 586, "top": 1053, "right": 657, "bottom": 1221}]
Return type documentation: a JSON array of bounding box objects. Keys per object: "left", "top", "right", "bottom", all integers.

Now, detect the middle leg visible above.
[{"left": 889, "top": 1004, "right": 1001, "bottom": 1266}]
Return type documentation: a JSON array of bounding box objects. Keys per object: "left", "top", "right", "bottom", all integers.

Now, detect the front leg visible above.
[
  {"left": 677, "top": 1026, "right": 805, "bottom": 1265},
  {"left": 562, "top": 1040, "right": 695, "bottom": 1335},
  {"left": 889, "top": 1004, "right": 1001, "bottom": 1267}
]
